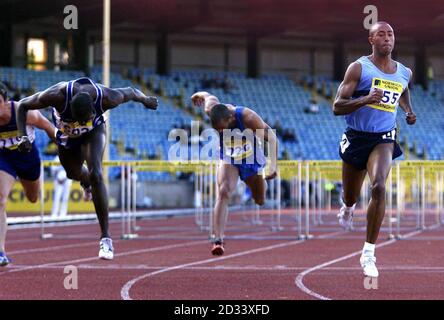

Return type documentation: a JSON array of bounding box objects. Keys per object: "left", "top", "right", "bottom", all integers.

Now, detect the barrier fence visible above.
[{"left": 23, "top": 160, "right": 444, "bottom": 240}]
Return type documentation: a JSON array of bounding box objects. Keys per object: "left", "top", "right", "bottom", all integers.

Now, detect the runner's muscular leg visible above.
[
  {"left": 82, "top": 125, "right": 109, "bottom": 238},
  {"left": 342, "top": 161, "right": 367, "bottom": 207},
  {"left": 19, "top": 178, "right": 40, "bottom": 203},
  {"left": 214, "top": 163, "right": 239, "bottom": 240},
  {"left": 58, "top": 144, "right": 90, "bottom": 187},
  {"left": 0, "top": 171, "right": 15, "bottom": 252},
  {"left": 244, "top": 174, "right": 266, "bottom": 206},
  {"left": 365, "top": 143, "right": 394, "bottom": 243}
]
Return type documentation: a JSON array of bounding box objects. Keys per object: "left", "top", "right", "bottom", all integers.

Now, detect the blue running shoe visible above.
[{"left": 0, "top": 252, "right": 11, "bottom": 267}]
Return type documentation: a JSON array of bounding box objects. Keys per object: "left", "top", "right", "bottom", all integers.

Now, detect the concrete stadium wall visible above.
[
  {"left": 7, "top": 23, "right": 444, "bottom": 81},
  {"left": 429, "top": 44, "right": 444, "bottom": 79},
  {"left": 89, "top": 33, "right": 444, "bottom": 82}
]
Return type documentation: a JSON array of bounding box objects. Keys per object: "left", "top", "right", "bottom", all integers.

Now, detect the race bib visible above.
[
  {"left": 60, "top": 120, "right": 93, "bottom": 137},
  {"left": 224, "top": 140, "right": 254, "bottom": 160},
  {"left": 368, "top": 78, "right": 403, "bottom": 113},
  {"left": 0, "top": 130, "right": 19, "bottom": 139},
  {"left": 0, "top": 130, "right": 21, "bottom": 150}
]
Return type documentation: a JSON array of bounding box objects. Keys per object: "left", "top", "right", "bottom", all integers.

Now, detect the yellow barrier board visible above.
[
  {"left": 6, "top": 181, "right": 95, "bottom": 214},
  {"left": 11, "top": 159, "right": 439, "bottom": 214}
]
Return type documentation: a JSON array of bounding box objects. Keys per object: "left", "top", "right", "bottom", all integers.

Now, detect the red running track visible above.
[{"left": 1, "top": 212, "right": 443, "bottom": 300}]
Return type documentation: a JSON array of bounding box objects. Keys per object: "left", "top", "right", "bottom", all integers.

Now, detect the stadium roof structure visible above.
[{"left": 2, "top": 0, "right": 444, "bottom": 43}]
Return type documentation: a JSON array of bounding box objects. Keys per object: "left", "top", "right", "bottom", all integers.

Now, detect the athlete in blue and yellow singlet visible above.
[
  {"left": 16, "top": 77, "right": 158, "bottom": 260},
  {"left": 0, "top": 82, "right": 55, "bottom": 266},
  {"left": 333, "top": 22, "right": 416, "bottom": 277},
  {"left": 191, "top": 91, "right": 278, "bottom": 256}
]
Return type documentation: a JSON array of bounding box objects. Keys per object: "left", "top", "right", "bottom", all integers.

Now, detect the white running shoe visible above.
[
  {"left": 360, "top": 254, "right": 379, "bottom": 277},
  {"left": 99, "top": 238, "right": 114, "bottom": 260},
  {"left": 337, "top": 204, "right": 355, "bottom": 230}
]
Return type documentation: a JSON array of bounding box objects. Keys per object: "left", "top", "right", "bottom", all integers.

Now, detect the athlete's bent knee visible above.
[
  {"left": 89, "top": 169, "right": 104, "bottom": 186},
  {"left": 217, "top": 185, "right": 232, "bottom": 202},
  {"left": 371, "top": 181, "right": 385, "bottom": 201}
]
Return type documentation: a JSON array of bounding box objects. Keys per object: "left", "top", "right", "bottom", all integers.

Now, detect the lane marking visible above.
[
  {"left": 294, "top": 228, "right": 432, "bottom": 300},
  {"left": 120, "top": 230, "right": 344, "bottom": 300}
]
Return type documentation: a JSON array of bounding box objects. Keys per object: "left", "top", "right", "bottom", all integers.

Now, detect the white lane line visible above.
[
  {"left": 6, "top": 234, "right": 91, "bottom": 243},
  {"left": 6, "top": 216, "right": 264, "bottom": 246},
  {"left": 120, "top": 230, "right": 345, "bottom": 300},
  {"left": 294, "top": 229, "right": 425, "bottom": 300},
  {"left": 7, "top": 264, "right": 444, "bottom": 272},
  {"left": 5, "top": 220, "right": 262, "bottom": 256},
  {"left": 6, "top": 228, "right": 206, "bottom": 256},
  {"left": 0, "top": 229, "right": 275, "bottom": 276},
  {"left": 0, "top": 240, "right": 207, "bottom": 276},
  {"left": 8, "top": 241, "right": 99, "bottom": 255}
]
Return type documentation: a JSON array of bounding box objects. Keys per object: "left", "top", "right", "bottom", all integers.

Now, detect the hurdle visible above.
[
  {"left": 38, "top": 160, "right": 127, "bottom": 239},
  {"left": 37, "top": 160, "right": 443, "bottom": 242},
  {"left": 299, "top": 160, "right": 440, "bottom": 240},
  {"left": 40, "top": 161, "right": 52, "bottom": 239},
  {"left": 120, "top": 160, "right": 216, "bottom": 239},
  {"left": 394, "top": 161, "right": 444, "bottom": 239},
  {"left": 277, "top": 160, "right": 312, "bottom": 239},
  {"left": 121, "top": 162, "right": 138, "bottom": 239}
]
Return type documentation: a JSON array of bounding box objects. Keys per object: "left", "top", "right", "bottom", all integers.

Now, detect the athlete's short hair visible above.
[
  {"left": 369, "top": 21, "right": 393, "bottom": 37},
  {"left": 71, "top": 92, "right": 94, "bottom": 122},
  {"left": 0, "top": 82, "right": 8, "bottom": 100},
  {"left": 209, "top": 103, "right": 231, "bottom": 126}
]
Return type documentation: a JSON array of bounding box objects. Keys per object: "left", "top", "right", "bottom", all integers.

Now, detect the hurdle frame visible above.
[{"left": 36, "top": 159, "right": 444, "bottom": 242}]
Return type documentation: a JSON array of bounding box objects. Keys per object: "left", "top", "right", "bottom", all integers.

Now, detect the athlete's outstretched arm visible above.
[
  {"left": 190, "top": 91, "right": 220, "bottom": 116},
  {"left": 399, "top": 69, "right": 416, "bottom": 125},
  {"left": 100, "top": 86, "right": 158, "bottom": 111},
  {"left": 26, "top": 110, "right": 57, "bottom": 143},
  {"left": 333, "top": 62, "right": 383, "bottom": 115},
  {"left": 16, "top": 83, "right": 65, "bottom": 145},
  {"left": 243, "top": 109, "right": 279, "bottom": 180}
]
